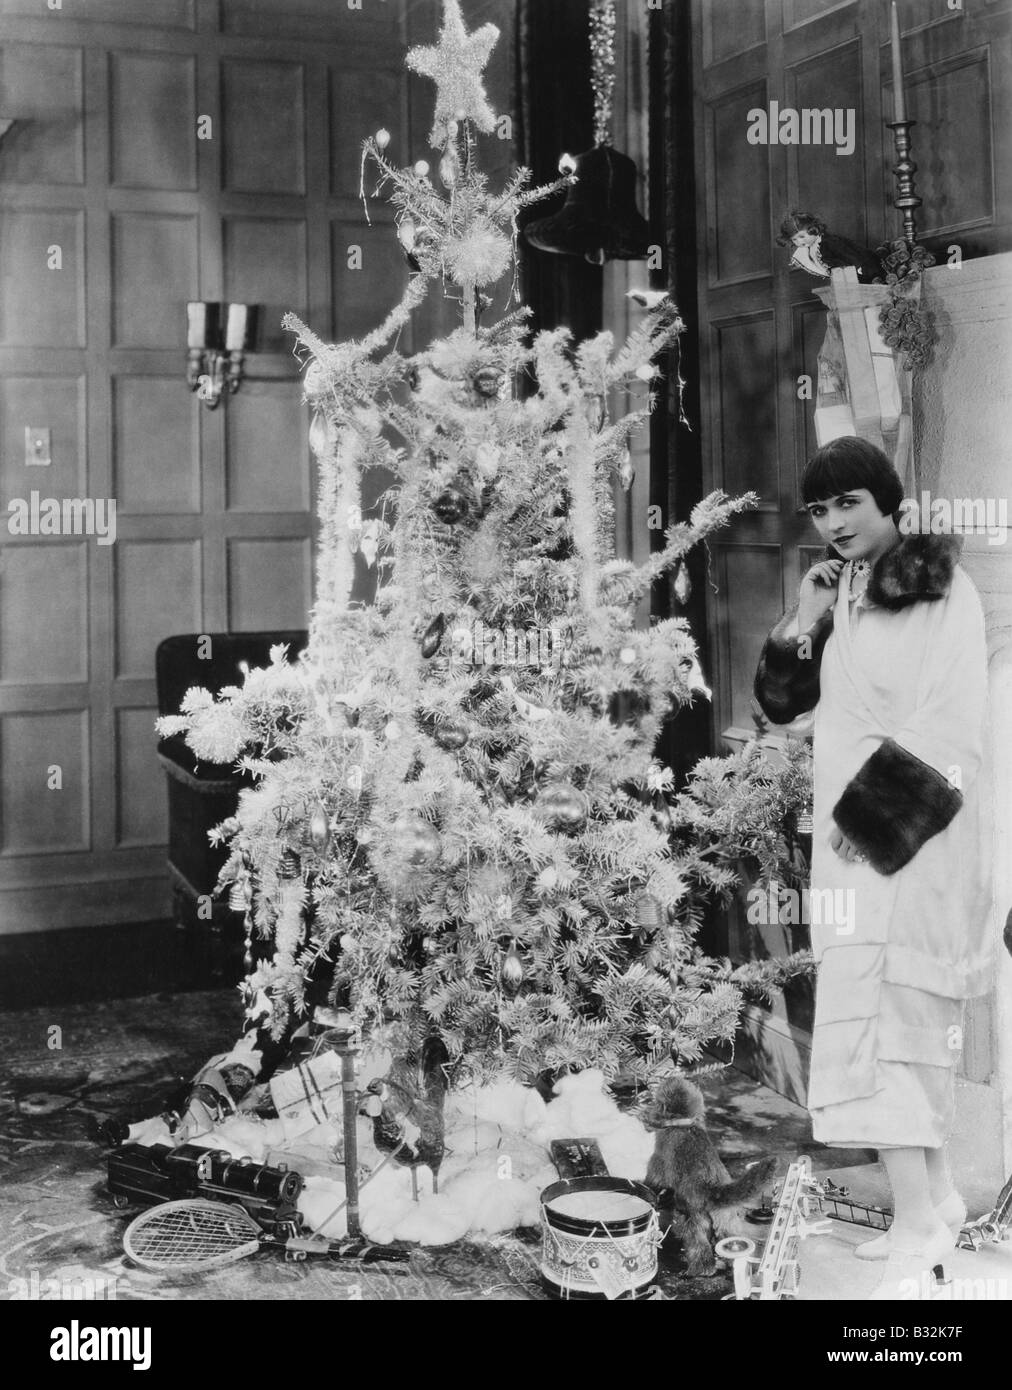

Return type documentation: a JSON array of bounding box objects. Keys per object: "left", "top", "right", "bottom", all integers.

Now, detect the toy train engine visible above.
[{"left": 107, "top": 1143, "right": 304, "bottom": 1236}]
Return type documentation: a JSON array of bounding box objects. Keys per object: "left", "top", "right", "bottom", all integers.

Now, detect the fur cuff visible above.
[
  {"left": 754, "top": 609, "right": 832, "bottom": 725},
  {"left": 832, "top": 738, "right": 962, "bottom": 875}
]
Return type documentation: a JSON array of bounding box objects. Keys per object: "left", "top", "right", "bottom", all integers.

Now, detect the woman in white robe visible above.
[{"left": 754, "top": 438, "right": 992, "bottom": 1300}]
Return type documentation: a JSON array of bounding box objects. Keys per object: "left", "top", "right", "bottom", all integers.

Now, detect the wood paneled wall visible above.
[{"left": 0, "top": 0, "right": 514, "bottom": 933}]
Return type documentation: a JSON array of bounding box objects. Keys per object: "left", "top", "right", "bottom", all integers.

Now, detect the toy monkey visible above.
[
  {"left": 643, "top": 1076, "right": 777, "bottom": 1276},
  {"left": 777, "top": 211, "right": 882, "bottom": 284}
]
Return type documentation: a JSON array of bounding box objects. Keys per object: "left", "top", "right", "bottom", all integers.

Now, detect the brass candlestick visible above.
[{"left": 888, "top": 119, "right": 921, "bottom": 244}]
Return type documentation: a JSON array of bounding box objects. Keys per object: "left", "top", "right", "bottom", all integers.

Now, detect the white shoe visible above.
[
  {"left": 854, "top": 1192, "right": 965, "bottom": 1262},
  {"left": 867, "top": 1222, "right": 953, "bottom": 1300}
]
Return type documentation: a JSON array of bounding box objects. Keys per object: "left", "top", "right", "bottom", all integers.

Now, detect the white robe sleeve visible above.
[{"left": 832, "top": 569, "right": 986, "bottom": 876}]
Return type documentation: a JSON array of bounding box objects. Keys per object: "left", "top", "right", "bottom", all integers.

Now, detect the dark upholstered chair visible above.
[{"left": 155, "top": 631, "right": 308, "bottom": 939}]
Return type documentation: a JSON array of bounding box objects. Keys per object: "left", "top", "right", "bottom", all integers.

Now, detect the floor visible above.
[{"left": 1, "top": 985, "right": 1009, "bottom": 1302}]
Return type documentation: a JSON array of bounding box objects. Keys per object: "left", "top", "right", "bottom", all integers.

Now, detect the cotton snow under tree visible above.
[{"left": 159, "top": 0, "right": 783, "bottom": 1108}]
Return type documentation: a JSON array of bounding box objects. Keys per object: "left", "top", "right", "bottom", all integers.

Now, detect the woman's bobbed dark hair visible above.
[{"left": 801, "top": 436, "right": 904, "bottom": 517}]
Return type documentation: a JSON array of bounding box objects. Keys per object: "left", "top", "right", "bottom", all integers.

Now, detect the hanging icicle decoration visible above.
[{"left": 589, "top": 0, "right": 617, "bottom": 148}]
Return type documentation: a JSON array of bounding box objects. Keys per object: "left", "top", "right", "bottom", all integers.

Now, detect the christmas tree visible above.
[{"left": 159, "top": 0, "right": 767, "bottom": 1109}]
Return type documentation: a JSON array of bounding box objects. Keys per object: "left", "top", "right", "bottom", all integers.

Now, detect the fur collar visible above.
[{"left": 826, "top": 533, "right": 962, "bottom": 611}]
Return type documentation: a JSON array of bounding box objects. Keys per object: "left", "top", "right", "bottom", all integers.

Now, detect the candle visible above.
[
  {"left": 225, "top": 303, "right": 248, "bottom": 352},
  {"left": 890, "top": 2, "right": 907, "bottom": 123},
  {"left": 186, "top": 301, "right": 207, "bottom": 349}
]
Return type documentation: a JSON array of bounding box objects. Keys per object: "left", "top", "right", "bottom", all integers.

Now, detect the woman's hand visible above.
[
  {"left": 830, "top": 823, "right": 867, "bottom": 865},
  {"left": 798, "top": 559, "right": 844, "bottom": 630}
]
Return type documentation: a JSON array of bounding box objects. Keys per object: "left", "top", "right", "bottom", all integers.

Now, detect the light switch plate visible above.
[{"left": 25, "top": 426, "right": 51, "bottom": 467}]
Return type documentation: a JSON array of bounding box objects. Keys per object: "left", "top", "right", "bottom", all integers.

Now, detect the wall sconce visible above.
[{"left": 186, "top": 302, "right": 258, "bottom": 409}]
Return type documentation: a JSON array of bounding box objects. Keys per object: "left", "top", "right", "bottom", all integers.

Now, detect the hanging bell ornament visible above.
[
  {"left": 635, "top": 894, "right": 664, "bottom": 930},
  {"left": 434, "top": 717, "right": 469, "bottom": 750},
  {"left": 673, "top": 559, "right": 692, "bottom": 606},
  {"left": 420, "top": 613, "right": 446, "bottom": 659},
  {"left": 309, "top": 805, "right": 330, "bottom": 853},
  {"left": 278, "top": 848, "right": 300, "bottom": 880},
  {"left": 523, "top": 146, "right": 651, "bottom": 263},
  {"left": 618, "top": 451, "right": 635, "bottom": 491},
  {"left": 502, "top": 944, "right": 523, "bottom": 987},
  {"left": 432, "top": 486, "right": 468, "bottom": 525},
  {"left": 537, "top": 782, "right": 588, "bottom": 833},
  {"left": 396, "top": 816, "right": 441, "bottom": 866}
]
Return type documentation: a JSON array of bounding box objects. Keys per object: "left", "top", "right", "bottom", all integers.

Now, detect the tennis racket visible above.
[{"left": 123, "top": 1199, "right": 409, "bottom": 1272}]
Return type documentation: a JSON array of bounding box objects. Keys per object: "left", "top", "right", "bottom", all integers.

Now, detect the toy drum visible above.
[{"left": 540, "top": 1177, "right": 660, "bottom": 1300}]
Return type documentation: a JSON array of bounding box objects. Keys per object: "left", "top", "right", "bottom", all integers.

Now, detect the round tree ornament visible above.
[
  {"left": 538, "top": 782, "right": 589, "bottom": 833},
  {"left": 396, "top": 816, "right": 441, "bottom": 866}
]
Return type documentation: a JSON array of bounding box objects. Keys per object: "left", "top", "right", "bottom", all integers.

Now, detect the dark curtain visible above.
[
  {"left": 514, "top": 0, "right": 602, "bottom": 339},
  {"left": 650, "top": 0, "right": 709, "bottom": 782}
]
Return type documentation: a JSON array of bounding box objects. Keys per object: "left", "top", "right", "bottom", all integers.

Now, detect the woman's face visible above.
[
  {"left": 791, "top": 229, "right": 819, "bottom": 248},
  {"left": 805, "top": 488, "right": 898, "bottom": 562}
]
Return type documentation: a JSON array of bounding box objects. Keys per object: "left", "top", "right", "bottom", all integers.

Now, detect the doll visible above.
[{"left": 777, "top": 211, "right": 882, "bottom": 283}]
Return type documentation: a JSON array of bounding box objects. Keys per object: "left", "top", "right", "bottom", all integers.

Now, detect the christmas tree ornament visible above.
[
  {"left": 795, "top": 802, "right": 814, "bottom": 835},
  {"left": 673, "top": 560, "right": 692, "bottom": 606},
  {"left": 420, "top": 613, "right": 447, "bottom": 658},
  {"left": 384, "top": 719, "right": 402, "bottom": 741},
  {"left": 309, "top": 805, "right": 330, "bottom": 853},
  {"left": 537, "top": 782, "right": 589, "bottom": 833},
  {"left": 339, "top": 933, "right": 354, "bottom": 951},
  {"left": 502, "top": 944, "right": 523, "bottom": 986},
  {"left": 619, "top": 452, "right": 635, "bottom": 491},
  {"left": 433, "top": 717, "right": 469, "bottom": 750},
  {"left": 278, "top": 848, "right": 300, "bottom": 880},
  {"left": 635, "top": 364, "right": 656, "bottom": 382},
  {"left": 396, "top": 817, "right": 441, "bottom": 866},
  {"left": 375, "top": 128, "right": 391, "bottom": 151},
  {"left": 635, "top": 894, "right": 663, "bottom": 930},
  {"left": 470, "top": 364, "right": 504, "bottom": 399},
  {"left": 397, "top": 218, "right": 417, "bottom": 254},
  {"left": 413, "top": 160, "right": 430, "bottom": 179},
  {"left": 228, "top": 881, "right": 247, "bottom": 912},
  {"left": 405, "top": 0, "right": 499, "bottom": 147},
  {"left": 438, "top": 150, "right": 459, "bottom": 189},
  {"left": 356, "top": 825, "right": 374, "bottom": 846},
  {"left": 432, "top": 486, "right": 468, "bottom": 524},
  {"left": 304, "top": 361, "right": 328, "bottom": 400},
  {"left": 502, "top": 673, "right": 552, "bottom": 722},
  {"left": 619, "top": 646, "right": 637, "bottom": 664},
  {"left": 243, "top": 920, "right": 254, "bottom": 974},
  {"left": 308, "top": 412, "right": 333, "bottom": 459}
]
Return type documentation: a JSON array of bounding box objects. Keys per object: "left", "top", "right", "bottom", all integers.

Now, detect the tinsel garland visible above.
[{"left": 589, "top": 0, "right": 617, "bottom": 148}]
